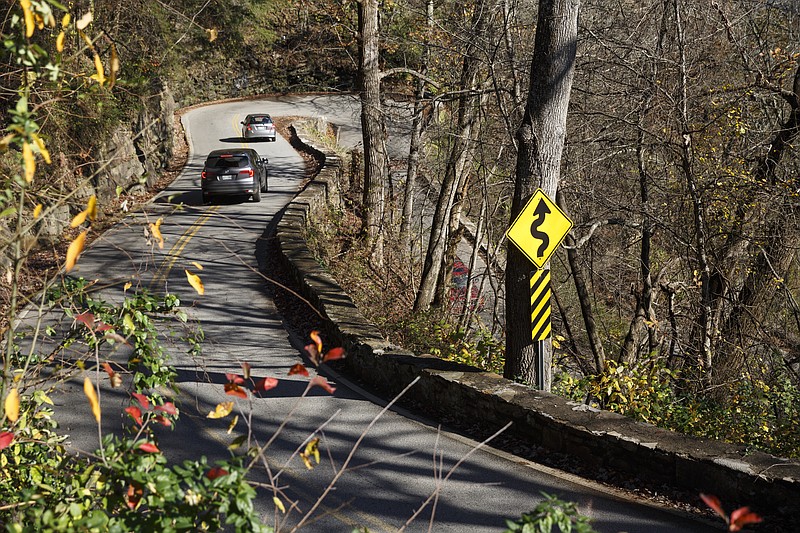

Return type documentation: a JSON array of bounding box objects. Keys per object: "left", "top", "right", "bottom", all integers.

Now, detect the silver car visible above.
[{"left": 241, "top": 113, "right": 276, "bottom": 142}]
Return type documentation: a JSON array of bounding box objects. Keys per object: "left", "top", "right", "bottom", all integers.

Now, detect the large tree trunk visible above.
[
  {"left": 358, "top": 0, "right": 389, "bottom": 266},
  {"left": 504, "top": 0, "right": 580, "bottom": 388}
]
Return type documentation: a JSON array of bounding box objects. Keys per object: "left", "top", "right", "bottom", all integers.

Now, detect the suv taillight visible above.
[
  {"left": 201, "top": 171, "right": 207, "bottom": 179},
  {"left": 238, "top": 169, "right": 254, "bottom": 178}
]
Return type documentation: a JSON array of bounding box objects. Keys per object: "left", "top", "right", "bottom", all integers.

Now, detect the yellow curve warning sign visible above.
[{"left": 506, "top": 189, "right": 573, "bottom": 269}]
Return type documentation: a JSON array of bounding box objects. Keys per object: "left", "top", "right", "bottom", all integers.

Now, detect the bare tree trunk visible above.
[
  {"left": 400, "top": 0, "right": 434, "bottom": 252},
  {"left": 414, "top": 0, "right": 493, "bottom": 312},
  {"left": 358, "top": 0, "right": 389, "bottom": 266},
  {"left": 558, "top": 190, "right": 605, "bottom": 374},
  {"left": 505, "top": 0, "right": 580, "bottom": 388}
]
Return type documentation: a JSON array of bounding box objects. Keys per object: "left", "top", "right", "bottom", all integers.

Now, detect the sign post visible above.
[{"left": 505, "top": 189, "right": 573, "bottom": 390}]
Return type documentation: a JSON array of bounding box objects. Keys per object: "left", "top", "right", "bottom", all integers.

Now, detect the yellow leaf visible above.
[
  {"left": 123, "top": 313, "right": 135, "bottom": 332},
  {"left": 22, "top": 142, "right": 35, "bottom": 183},
  {"left": 86, "top": 195, "right": 97, "bottom": 221},
  {"left": 304, "top": 437, "right": 320, "bottom": 465},
  {"left": 185, "top": 270, "right": 204, "bottom": 295},
  {"left": 33, "top": 134, "right": 50, "bottom": 164},
  {"left": 66, "top": 229, "right": 88, "bottom": 272},
  {"left": 149, "top": 218, "right": 164, "bottom": 249},
  {"left": 62, "top": 13, "right": 71, "bottom": 28},
  {"left": 83, "top": 377, "right": 101, "bottom": 423},
  {"left": 32, "top": 204, "right": 42, "bottom": 218},
  {"left": 76, "top": 11, "right": 92, "bottom": 30},
  {"left": 206, "top": 28, "right": 218, "bottom": 42},
  {"left": 226, "top": 415, "right": 238, "bottom": 434},
  {"left": 4, "top": 388, "right": 20, "bottom": 423},
  {"left": 70, "top": 209, "right": 88, "bottom": 228},
  {"left": 90, "top": 53, "right": 105, "bottom": 85},
  {"left": 20, "top": 0, "right": 34, "bottom": 37},
  {"left": 123, "top": 281, "right": 132, "bottom": 291},
  {"left": 0, "top": 134, "right": 15, "bottom": 152},
  {"left": 273, "top": 496, "right": 286, "bottom": 514},
  {"left": 191, "top": 261, "right": 204, "bottom": 270},
  {"left": 109, "top": 44, "right": 119, "bottom": 89},
  {"left": 207, "top": 401, "right": 234, "bottom": 419}
]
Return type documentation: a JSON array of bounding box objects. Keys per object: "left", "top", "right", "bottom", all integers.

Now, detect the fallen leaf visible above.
[
  {"left": 207, "top": 401, "right": 234, "bottom": 419},
  {"left": 240, "top": 362, "right": 251, "bottom": 379},
  {"left": 206, "top": 28, "right": 218, "bottom": 42},
  {"left": 227, "top": 415, "right": 238, "bottom": 434},
  {"left": 32, "top": 204, "right": 42, "bottom": 218},
  {"left": 83, "top": 376, "right": 101, "bottom": 423},
  {"left": 4, "top": 388, "right": 20, "bottom": 423},
  {"left": 56, "top": 31, "right": 65, "bottom": 51}
]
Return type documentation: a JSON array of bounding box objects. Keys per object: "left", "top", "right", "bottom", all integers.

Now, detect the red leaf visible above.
[
  {"left": 322, "top": 347, "right": 345, "bottom": 362},
  {"left": 96, "top": 322, "right": 114, "bottom": 332},
  {"left": 75, "top": 311, "right": 95, "bottom": 330},
  {"left": 309, "top": 376, "right": 336, "bottom": 394},
  {"left": 225, "top": 373, "right": 244, "bottom": 385},
  {"left": 154, "top": 401, "right": 177, "bottom": 415},
  {"left": 288, "top": 364, "right": 309, "bottom": 377},
  {"left": 102, "top": 362, "right": 115, "bottom": 377},
  {"left": 729, "top": 507, "right": 762, "bottom": 531},
  {"left": 241, "top": 362, "right": 251, "bottom": 379},
  {"left": 0, "top": 431, "right": 14, "bottom": 450},
  {"left": 126, "top": 483, "right": 143, "bottom": 510},
  {"left": 124, "top": 406, "right": 143, "bottom": 426},
  {"left": 131, "top": 392, "right": 150, "bottom": 410},
  {"left": 254, "top": 376, "right": 279, "bottom": 393},
  {"left": 206, "top": 466, "right": 229, "bottom": 480},
  {"left": 138, "top": 442, "right": 160, "bottom": 453},
  {"left": 224, "top": 383, "right": 248, "bottom": 399},
  {"left": 700, "top": 493, "right": 727, "bottom": 520},
  {"left": 154, "top": 415, "right": 172, "bottom": 427}
]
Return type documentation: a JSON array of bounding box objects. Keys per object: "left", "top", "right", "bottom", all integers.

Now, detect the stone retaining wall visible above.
[{"left": 274, "top": 124, "right": 800, "bottom": 517}]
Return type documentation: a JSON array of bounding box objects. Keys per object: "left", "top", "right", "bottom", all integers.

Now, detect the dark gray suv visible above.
[{"left": 201, "top": 148, "right": 268, "bottom": 204}]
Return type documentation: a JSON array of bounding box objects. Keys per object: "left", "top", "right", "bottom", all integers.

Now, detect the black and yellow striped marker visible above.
[{"left": 530, "top": 269, "right": 551, "bottom": 341}]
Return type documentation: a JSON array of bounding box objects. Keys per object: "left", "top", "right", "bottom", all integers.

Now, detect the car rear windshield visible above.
[
  {"left": 206, "top": 155, "right": 249, "bottom": 168},
  {"left": 247, "top": 115, "right": 272, "bottom": 124}
]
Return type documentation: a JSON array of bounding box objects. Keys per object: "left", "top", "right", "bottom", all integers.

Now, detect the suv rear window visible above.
[{"left": 206, "top": 155, "right": 249, "bottom": 168}]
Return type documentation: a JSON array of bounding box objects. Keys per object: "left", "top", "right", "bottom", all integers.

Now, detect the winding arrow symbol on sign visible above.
[{"left": 530, "top": 199, "right": 551, "bottom": 257}]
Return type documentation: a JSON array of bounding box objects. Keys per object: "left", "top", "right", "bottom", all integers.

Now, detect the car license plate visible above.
[{"left": 220, "top": 175, "right": 233, "bottom": 180}]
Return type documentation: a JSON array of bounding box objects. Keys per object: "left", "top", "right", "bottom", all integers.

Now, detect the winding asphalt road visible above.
[{"left": 40, "top": 95, "right": 719, "bottom": 532}]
